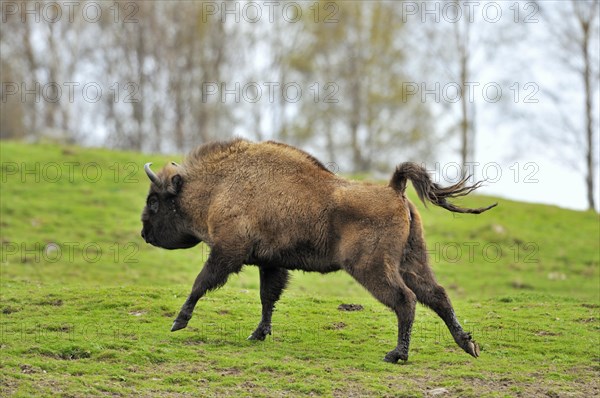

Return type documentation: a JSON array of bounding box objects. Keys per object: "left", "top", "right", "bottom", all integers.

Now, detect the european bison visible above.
[{"left": 141, "top": 139, "right": 496, "bottom": 362}]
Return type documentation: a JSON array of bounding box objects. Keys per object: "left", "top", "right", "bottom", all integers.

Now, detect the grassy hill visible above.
[{"left": 1, "top": 141, "right": 598, "bottom": 397}]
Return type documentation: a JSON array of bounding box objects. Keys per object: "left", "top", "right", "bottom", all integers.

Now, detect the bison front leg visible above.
[
  {"left": 171, "top": 248, "right": 243, "bottom": 332},
  {"left": 248, "top": 267, "right": 289, "bottom": 341}
]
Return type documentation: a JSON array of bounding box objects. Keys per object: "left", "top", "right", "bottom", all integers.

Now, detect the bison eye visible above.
[{"left": 149, "top": 196, "right": 159, "bottom": 213}]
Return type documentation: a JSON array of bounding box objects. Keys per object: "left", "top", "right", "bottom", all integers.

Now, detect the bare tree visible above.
[
  {"left": 416, "top": 0, "right": 529, "bottom": 174},
  {"left": 288, "top": 1, "right": 435, "bottom": 172},
  {"left": 539, "top": 0, "right": 599, "bottom": 210},
  {"left": 572, "top": 0, "right": 598, "bottom": 210},
  {"left": 96, "top": 2, "right": 235, "bottom": 152},
  {"left": 454, "top": 15, "right": 474, "bottom": 171}
]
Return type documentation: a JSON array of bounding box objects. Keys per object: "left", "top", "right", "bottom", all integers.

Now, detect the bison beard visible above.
[{"left": 140, "top": 139, "right": 496, "bottom": 363}]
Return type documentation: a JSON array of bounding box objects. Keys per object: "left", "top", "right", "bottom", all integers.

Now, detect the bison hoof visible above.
[
  {"left": 383, "top": 349, "right": 408, "bottom": 363},
  {"left": 247, "top": 333, "right": 266, "bottom": 341},
  {"left": 171, "top": 319, "right": 189, "bottom": 332},
  {"left": 248, "top": 325, "right": 271, "bottom": 341},
  {"left": 466, "top": 340, "right": 480, "bottom": 358},
  {"left": 457, "top": 332, "right": 480, "bottom": 358}
]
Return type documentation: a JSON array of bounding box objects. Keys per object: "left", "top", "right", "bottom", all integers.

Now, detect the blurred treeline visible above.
[
  {"left": 1, "top": 0, "right": 437, "bottom": 172},
  {"left": 1, "top": 1, "right": 598, "bottom": 186}
]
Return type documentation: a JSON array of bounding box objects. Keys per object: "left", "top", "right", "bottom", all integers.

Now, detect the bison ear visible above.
[{"left": 170, "top": 174, "right": 183, "bottom": 194}]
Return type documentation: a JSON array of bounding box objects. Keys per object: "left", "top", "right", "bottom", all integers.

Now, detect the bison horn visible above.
[{"left": 144, "top": 163, "right": 160, "bottom": 184}]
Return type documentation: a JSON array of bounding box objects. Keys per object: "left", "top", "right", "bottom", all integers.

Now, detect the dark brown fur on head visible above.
[{"left": 140, "top": 163, "right": 200, "bottom": 250}]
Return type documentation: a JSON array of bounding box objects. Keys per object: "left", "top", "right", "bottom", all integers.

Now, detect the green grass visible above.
[{"left": 1, "top": 141, "right": 599, "bottom": 397}]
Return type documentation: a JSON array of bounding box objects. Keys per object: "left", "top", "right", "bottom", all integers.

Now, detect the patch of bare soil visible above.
[
  {"left": 338, "top": 304, "right": 364, "bottom": 311},
  {"left": 324, "top": 322, "right": 346, "bottom": 330},
  {"left": 535, "top": 330, "right": 561, "bottom": 336}
]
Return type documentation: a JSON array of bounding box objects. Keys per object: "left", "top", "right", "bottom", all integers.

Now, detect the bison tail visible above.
[{"left": 390, "top": 162, "right": 497, "bottom": 214}]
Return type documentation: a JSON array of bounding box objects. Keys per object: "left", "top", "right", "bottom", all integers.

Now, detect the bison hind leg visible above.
[
  {"left": 401, "top": 264, "right": 480, "bottom": 358},
  {"left": 346, "top": 258, "right": 417, "bottom": 363}
]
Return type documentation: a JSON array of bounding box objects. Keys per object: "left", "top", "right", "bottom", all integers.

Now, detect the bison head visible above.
[{"left": 140, "top": 162, "right": 200, "bottom": 250}]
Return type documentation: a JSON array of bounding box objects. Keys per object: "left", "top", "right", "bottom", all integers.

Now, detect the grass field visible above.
[{"left": 1, "top": 141, "right": 599, "bottom": 397}]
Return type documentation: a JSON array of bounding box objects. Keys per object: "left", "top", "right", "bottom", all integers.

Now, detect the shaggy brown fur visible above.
[{"left": 140, "top": 139, "right": 496, "bottom": 362}]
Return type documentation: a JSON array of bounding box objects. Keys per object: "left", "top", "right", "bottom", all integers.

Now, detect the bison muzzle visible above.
[{"left": 140, "top": 139, "right": 496, "bottom": 363}]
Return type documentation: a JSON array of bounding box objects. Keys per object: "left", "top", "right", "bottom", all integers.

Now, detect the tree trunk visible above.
[
  {"left": 582, "top": 19, "right": 596, "bottom": 210},
  {"left": 349, "top": 54, "right": 366, "bottom": 173},
  {"left": 457, "top": 19, "right": 471, "bottom": 176}
]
